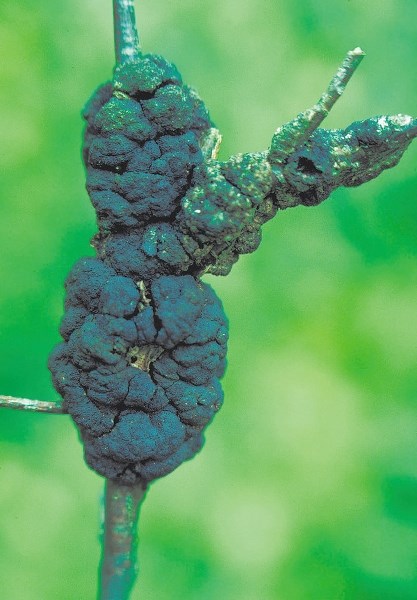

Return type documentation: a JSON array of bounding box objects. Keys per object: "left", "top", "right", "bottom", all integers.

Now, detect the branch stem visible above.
[
  {"left": 270, "top": 47, "right": 365, "bottom": 162},
  {"left": 96, "top": 5, "right": 145, "bottom": 598},
  {"left": 0, "top": 395, "right": 65, "bottom": 414},
  {"left": 113, "top": 0, "right": 140, "bottom": 64},
  {"left": 312, "top": 47, "right": 365, "bottom": 129},
  {"left": 98, "top": 479, "right": 147, "bottom": 600}
]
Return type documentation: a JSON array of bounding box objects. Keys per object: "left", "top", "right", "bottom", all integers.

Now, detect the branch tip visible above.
[
  {"left": 349, "top": 47, "right": 365, "bottom": 58},
  {"left": 0, "top": 395, "right": 65, "bottom": 414},
  {"left": 270, "top": 48, "right": 365, "bottom": 162}
]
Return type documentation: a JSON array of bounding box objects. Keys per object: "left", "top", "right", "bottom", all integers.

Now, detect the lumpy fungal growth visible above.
[{"left": 49, "top": 46, "right": 417, "bottom": 484}]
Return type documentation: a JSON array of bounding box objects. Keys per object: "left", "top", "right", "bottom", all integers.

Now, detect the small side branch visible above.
[
  {"left": 113, "top": 0, "right": 141, "bottom": 64},
  {"left": 0, "top": 395, "right": 65, "bottom": 414},
  {"left": 99, "top": 479, "right": 147, "bottom": 600},
  {"left": 312, "top": 47, "right": 365, "bottom": 129},
  {"left": 270, "top": 47, "right": 365, "bottom": 162}
]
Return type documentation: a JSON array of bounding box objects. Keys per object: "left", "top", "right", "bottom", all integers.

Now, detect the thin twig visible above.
[
  {"left": 0, "top": 395, "right": 65, "bottom": 414},
  {"left": 98, "top": 479, "right": 147, "bottom": 600},
  {"left": 309, "top": 47, "right": 365, "bottom": 130},
  {"left": 270, "top": 47, "right": 365, "bottom": 162},
  {"left": 113, "top": 0, "right": 141, "bottom": 64}
]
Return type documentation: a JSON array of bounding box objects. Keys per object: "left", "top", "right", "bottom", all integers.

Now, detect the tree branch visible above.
[
  {"left": 90, "top": 5, "right": 148, "bottom": 600},
  {"left": 270, "top": 47, "right": 365, "bottom": 162},
  {"left": 313, "top": 47, "right": 365, "bottom": 124},
  {"left": 98, "top": 479, "right": 147, "bottom": 600},
  {"left": 113, "top": 0, "right": 140, "bottom": 65},
  {"left": 0, "top": 395, "right": 65, "bottom": 414}
]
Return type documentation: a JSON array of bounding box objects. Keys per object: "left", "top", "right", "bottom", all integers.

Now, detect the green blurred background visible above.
[{"left": 1, "top": 1, "right": 417, "bottom": 598}]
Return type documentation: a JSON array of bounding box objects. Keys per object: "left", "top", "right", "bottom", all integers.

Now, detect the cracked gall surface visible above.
[{"left": 49, "top": 51, "right": 417, "bottom": 483}]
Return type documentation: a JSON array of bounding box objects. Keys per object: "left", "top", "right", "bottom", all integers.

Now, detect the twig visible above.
[
  {"left": 0, "top": 394, "right": 65, "bottom": 414},
  {"left": 270, "top": 47, "right": 365, "bottom": 162},
  {"left": 113, "top": 0, "right": 141, "bottom": 64},
  {"left": 98, "top": 480, "right": 147, "bottom": 600},
  {"left": 308, "top": 47, "right": 365, "bottom": 130},
  {"left": 95, "top": 5, "right": 147, "bottom": 600}
]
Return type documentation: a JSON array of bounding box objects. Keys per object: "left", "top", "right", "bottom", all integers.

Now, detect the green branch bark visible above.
[
  {"left": 113, "top": 0, "right": 141, "bottom": 64},
  {"left": 98, "top": 480, "right": 147, "bottom": 600},
  {"left": 0, "top": 395, "right": 65, "bottom": 413},
  {"left": 269, "top": 47, "right": 365, "bottom": 163}
]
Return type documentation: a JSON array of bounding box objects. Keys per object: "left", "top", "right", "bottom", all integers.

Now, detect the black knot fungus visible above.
[
  {"left": 49, "top": 44, "right": 417, "bottom": 484},
  {"left": 49, "top": 255, "right": 227, "bottom": 483}
]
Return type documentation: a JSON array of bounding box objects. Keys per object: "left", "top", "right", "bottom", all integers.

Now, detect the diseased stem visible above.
[
  {"left": 0, "top": 394, "right": 65, "bottom": 414},
  {"left": 270, "top": 47, "right": 365, "bottom": 162},
  {"left": 99, "top": 479, "right": 147, "bottom": 600},
  {"left": 113, "top": 0, "right": 140, "bottom": 64},
  {"left": 95, "top": 4, "right": 147, "bottom": 599}
]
